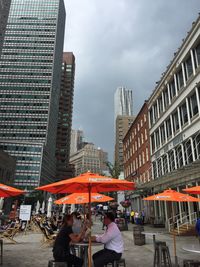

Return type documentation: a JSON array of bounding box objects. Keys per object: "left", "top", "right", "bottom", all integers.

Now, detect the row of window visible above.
[
  {"left": 0, "top": 133, "right": 46, "bottom": 138},
  {"left": 0, "top": 94, "right": 49, "bottom": 99},
  {"left": 151, "top": 88, "right": 200, "bottom": 153},
  {"left": 149, "top": 42, "right": 200, "bottom": 126},
  {"left": 125, "top": 148, "right": 150, "bottom": 176},
  {"left": 152, "top": 133, "right": 200, "bottom": 179},
  {"left": 0, "top": 144, "right": 42, "bottom": 152},
  {"left": 124, "top": 131, "right": 148, "bottom": 159},
  {"left": 0, "top": 125, "right": 46, "bottom": 130},
  {"left": 0, "top": 117, "right": 47, "bottom": 122},
  {"left": 0, "top": 78, "right": 51, "bottom": 84},
  {"left": 0, "top": 110, "right": 48, "bottom": 114}
]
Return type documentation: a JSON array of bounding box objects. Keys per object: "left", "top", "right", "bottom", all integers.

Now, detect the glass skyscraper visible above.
[
  {"left": 114, "top": 86, "right": 133, "bottom": 121},
  {"left": 0, "top": 0, "right": 66, "bottom": 189}
]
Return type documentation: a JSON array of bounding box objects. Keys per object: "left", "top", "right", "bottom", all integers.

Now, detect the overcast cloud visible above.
[{"left": 63, "top": 0, "right": 200, "bottom": 161}]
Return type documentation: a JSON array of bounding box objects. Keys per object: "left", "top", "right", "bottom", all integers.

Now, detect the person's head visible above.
[
  {"left": 103, "top": 212, "right": 115, "bottom": 226},
  {"left": 62, "top": 214, "right": 73, "bottom": 226}
]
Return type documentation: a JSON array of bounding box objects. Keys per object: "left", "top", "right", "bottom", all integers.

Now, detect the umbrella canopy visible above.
[
  {"left": 143, "top": 189, "right": 200, "bottom": 202},
  {"left": 54, "top": 193, "right": 114, "bottom": 205},
  {"left": 36, "top": 171, "right": 135, "bottom": 194},
  {"left": 183, "top": 186, "right": 200, "bottom": 195},
  {"left": 0, "top": 183, "right": 25, "bottom": 197}
]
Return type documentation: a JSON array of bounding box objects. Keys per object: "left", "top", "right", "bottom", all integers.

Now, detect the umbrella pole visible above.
[
  {"left": 172, "top": 202, "right": 178, "bottom": 267},
  {"left": 88, "top": 186, "right": 92, "bottom": 267}
]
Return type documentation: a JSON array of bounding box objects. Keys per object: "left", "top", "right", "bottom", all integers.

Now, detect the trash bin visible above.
[{"left": 133, "top": 225, "right": 145, "bottom": 246}]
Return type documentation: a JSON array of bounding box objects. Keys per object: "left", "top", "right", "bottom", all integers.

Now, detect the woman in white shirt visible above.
[{"left": 91, "top": 212, "right": 124, "bottom": 267}]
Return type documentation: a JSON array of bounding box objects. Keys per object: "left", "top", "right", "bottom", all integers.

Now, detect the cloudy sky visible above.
[{"left": 64, "top": 0, "right": 199, "bottom": 161}]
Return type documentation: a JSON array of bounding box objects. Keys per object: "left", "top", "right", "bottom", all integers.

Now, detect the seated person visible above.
[
  {"left": 91, "top": 212, "right": 124, "bottom": 267},
  {"left": 53, "top": 214, "right": 85, "bottom": 267}
]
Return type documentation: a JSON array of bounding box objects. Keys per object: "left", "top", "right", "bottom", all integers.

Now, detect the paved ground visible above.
[{"left": 2, "top": 218, "right": 200, "bottom": 267}]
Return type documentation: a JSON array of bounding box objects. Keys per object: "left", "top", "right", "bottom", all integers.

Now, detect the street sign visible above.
[{"left": 19, "top": 205, "right": 31, "bottom": 221}]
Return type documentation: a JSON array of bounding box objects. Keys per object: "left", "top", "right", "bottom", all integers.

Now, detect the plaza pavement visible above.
[{"left": 2, "top": 218, "right": 200, "bottom": 267}]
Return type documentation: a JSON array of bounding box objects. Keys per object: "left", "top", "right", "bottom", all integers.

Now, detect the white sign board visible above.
[{"left": 19, "top": 205, "right": 32, "bottom": 221}]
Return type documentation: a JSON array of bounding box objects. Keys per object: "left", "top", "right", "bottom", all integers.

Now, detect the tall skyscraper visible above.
[
  {"left": 70, "top": 129, "right": 84, "bottom": 156},
  {"left": 0, "top": 0, "right": 11, "bottom": 55},
  {"left": 114, "top": 86, "right": 134, "bottom": 170},
  {"left": 56, "top": 52, "right": 75, "bottom": 181},
  {"left": 0, "top": 0, "right": 66, "bottom": 189},
  {"left": 114, "top": 86, "right": 133, "bottom": 121}
]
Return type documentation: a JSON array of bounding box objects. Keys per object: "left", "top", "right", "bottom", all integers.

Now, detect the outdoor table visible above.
[
  {"left": 72, "top": 241, "right": 103, "bottom": 267},
  {"left": 182, "top": 244, "right": 200, "bottom": 253}
]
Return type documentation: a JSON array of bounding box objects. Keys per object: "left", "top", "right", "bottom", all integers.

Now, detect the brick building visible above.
[{"left": 123, "top": 101, "right": 151, "bottom": 209}]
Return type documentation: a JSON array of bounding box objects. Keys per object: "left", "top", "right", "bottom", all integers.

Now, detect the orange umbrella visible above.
[
  {"left": 143, "top": 189, "right": 200, "bottom": 202},
  {"left": 36, "top": 171, "right": 134, "bottom": 194},
  {"left": 54, "top": 192, "right": 114, "bottom": 205},
  {"left": 36, "top": 171, "right": 135, "bottom": 267},
  {"left": 143, "top": 189, "right": 200, "bottom": 267},
  {"left": 0, "top": 183, "right": 25, "bottom": 197},
  {"left": 183, "top": 186, "right": 200, "bottom": 195}
]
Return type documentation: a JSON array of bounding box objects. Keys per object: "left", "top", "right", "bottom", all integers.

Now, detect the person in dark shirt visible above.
[{"left": 53, "top": 214, "right": 85, "bottom": 267}]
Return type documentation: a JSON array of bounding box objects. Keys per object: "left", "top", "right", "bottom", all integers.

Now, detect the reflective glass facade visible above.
[{"left": 0, "top": 0, "right": 66, "bottom": 189}]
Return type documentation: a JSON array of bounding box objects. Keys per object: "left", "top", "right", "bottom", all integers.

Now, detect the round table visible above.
[
  {"left": 182, "top": 244, "right": 200, "bottom": 253},
  {"left": 72, "top": 242, "right": 103, "bottom": 267}
]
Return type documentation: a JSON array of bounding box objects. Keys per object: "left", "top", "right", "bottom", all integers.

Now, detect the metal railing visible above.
[{"left": 168, "top": 212, "right": 197, "bottom": 234}]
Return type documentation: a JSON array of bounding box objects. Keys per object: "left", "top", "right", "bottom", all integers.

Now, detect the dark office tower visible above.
[
  {"left": 56, "top": 52, "right": 75, "bottom": 181},
  {"left": 0, "top": 0, "right": 66, "bottom": 189},
  {"left": 0, "top": 0, "right": 11, "bottom": 54}
]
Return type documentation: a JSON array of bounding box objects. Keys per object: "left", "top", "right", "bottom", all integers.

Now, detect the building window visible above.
[
  {"left": 185, "top": 56, "right": 193, "bottom": 80},
  {"left": 145, "top": 129, "right": 147, "bottom": 140},
  {"left": 146, "top": 147, "right": 149, "bottom": 161},
  {"left": 160, "top": 124, "right": 165, "bottom": 144},
  {"left": 151, "top": 135, "right": 155, "bottom": 153},
  {"left": 169, "top": 150, "right": 175, "bottom": 171},
  {"left": 136, "top": 158, "right": 138, "bottom": 169},
  {"left": 138, "top": 137, "right": 141, "bottom": 148},
  {"left": 166, "top": 118, "right": 172, "bottom": 139},
  {"left": 135, "top": 141, "right": 137, "bottom": 151},
  {"left": 139, "top": 154, "right": 141, "bottom": 167},
  {"left": 163, "top": 87, "right": 169, "bottom": 109},
  {"left": 158, "top": 96, "right": 163, "bottom": 115},
  {"left": 163, "top": 154, "right": 168, "bottom": 174},
  {"left": 153, "top": 161, "right": 157, "bottom": 179},
  {"left": 141, "top": 119, "right": 143, "bottom": 127},
  {"left": 189, "top": 92, "right": 198, "bottom": 118},
  {"left": 169, "top": 79, "right": 176, "bottom": 99},
  {"left": 157, "top": 158, "right": 162, "bottom": 177},
  {"left": 149, "top": 108, "right": 153, "bottom": 126},
  {"left": 180, "top": 102, "right": 188, "bottom": 126},
  {"left": 172, "top": 110, "right": 179, "bottom": 132},
  {"left": 144, "top": 114, "right": 147, "bottom": 122},
  {"left": 194, "top": 43, "right": 200, "bottom": 68},
  {"left": 176, "top": 68, "right": 184, "bottom": 90},
  {"left": 154, "top": 104, "right": 158, "bottom": 121},
  {"left": 155, "top": 130, "right": 160, "bottom": 149},
  {"left": 184, "top": 139, "right": 193, "bottom": 164},
  {"left": 176, "top": 145, "right": 183, "bottom": 168},
  {"left": 142, "top": 151, "right": 145, "bottom": 164},
  {"left": 141, "top": 133, "right": 144, "bottom": 144}
]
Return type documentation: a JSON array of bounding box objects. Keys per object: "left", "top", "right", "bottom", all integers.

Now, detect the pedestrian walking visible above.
[{"left": 130, "top": 210, "right": 135, "bottom": 224}]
